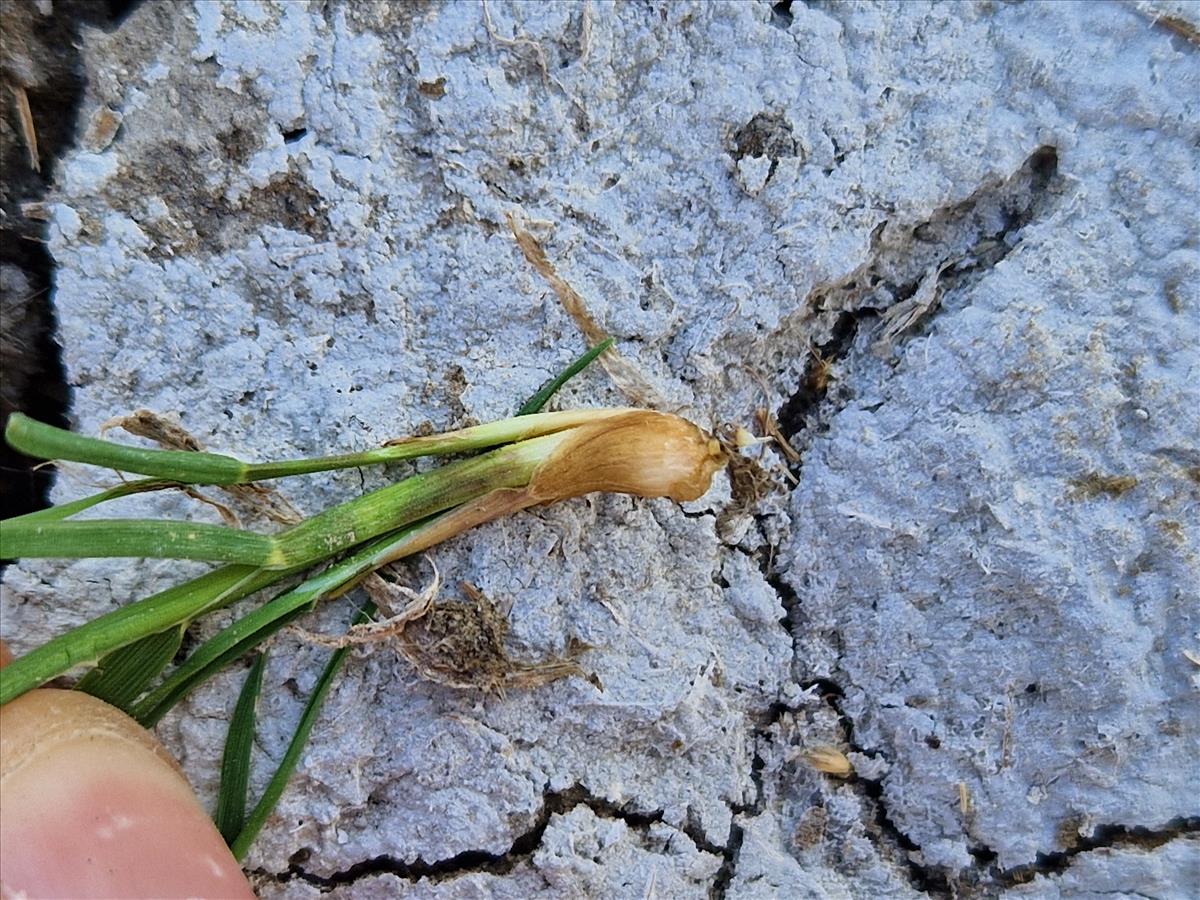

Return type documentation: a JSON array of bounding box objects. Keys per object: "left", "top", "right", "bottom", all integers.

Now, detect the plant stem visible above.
[
  {"left": 5, "top": 408, "right": 631, "bottom": 485},
  {"left": 0, "top": 431, "right": 572, "bottom": 567}
]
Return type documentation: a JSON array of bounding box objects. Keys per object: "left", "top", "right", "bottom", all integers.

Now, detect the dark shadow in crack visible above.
[
  {"left": 264, "top": 785, "right": 666, "bottom": 888},
  {"left": 989, "top": 817, "right": 1200, "bottom": 889},
  {"left": 775, "top": 145, "right": 1062, "bottom": 456}
]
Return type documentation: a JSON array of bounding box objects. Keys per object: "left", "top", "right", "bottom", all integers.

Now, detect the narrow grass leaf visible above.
[
  {"left": 517, "top": 337, "right": 614, "bottom": 416},
  {"left": 74, "top": 625, "right": 185, "bottom": 711},
  {"left": 229, "top": 603, "right": 373, "bottom": 862},
  {"left": 6, "top": 478, "right": 173, "bottom": 525},
  {"left": 132, "top": 593, "right": 316, "bottom": 728},
  {"left": 0, "top": 519, "right": 279, "bottom": 566},
  {"left": 5, "top": 413, "right": 249, "bottom": 484},
  {"left": 0, "top": 564, "right": 298, "bottom": 705},
  {"left": 215, "top": 651, "right": 267, "bottom": 845},
  {"left": 131, "top": 523, "right": 423, "bottom": 725}
]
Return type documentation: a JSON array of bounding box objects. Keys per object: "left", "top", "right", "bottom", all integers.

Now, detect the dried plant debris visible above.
[
  {"left": 798, "top": 745, "right": 854, "bottom": 779},
  {"left": 713, "top": 422, "right": 793, "bottom": 539},
  {"left": 81, "top": 104, "right": 122, "bottom": 153},
  {"left": 100, "top": 409, "right": 303, "bottom": 524},
  {"left": 8, "top": 83, "right": 38, "bottom": 171},
  {"left": 721, "top": 435, "right": 777, "bottom": 504},
  {"left": 300, "top": 568, "right": 599, "bottom": 695},
  {"left": 753, "top": 407, "right": 801, "bottom": 464},
  {"left": 506, "top": 211, "right": 663, "bottom": 408},
  {"left": 100, "top": 409, "right": 205, "bottom": 451},
  {"left": 1132, "top": 3, "right": 1200, "bottom": 45},
  {"left": 1068, "top": 472, "right": 1138, "bottom": 499},
  {"left": 293, "top": 566, "right": 443, "bottom": 649},
  {"left": 397, "top": 582, "right": 598, "bottom": 694},
  {"left": 874, "top": 260, "right": 952, "bottom": 351}
]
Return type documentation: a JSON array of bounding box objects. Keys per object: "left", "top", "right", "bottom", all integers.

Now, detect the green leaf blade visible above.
[
  {"left": 229, "top": 605, "right": 372, "bottom": 861},
  {"left": 74, "top": 626, "right": 185, "bottom": 711},
  {"left": 0, "top": 564, "right": 290, "bottom": 706},
  {"left": 215, "top": 651, "right": 267, "bottom": 845},
  {"left": 131, "top": 593, "right": 314, "bottom": 728},
  {"left": 5, "top": 414, "right": 248, "bottom": 484},
  {"left": 130, "top": 524, "right": 422, "bottom": 726},
  {"left": 5, "top": 479, "right": 174, "bottom": 526},
  {"left": 0, "top": 519, "right": 280, "bottom": 566},
  {"left": 517, "top": 337, "right": 614, "bottom": 416}
]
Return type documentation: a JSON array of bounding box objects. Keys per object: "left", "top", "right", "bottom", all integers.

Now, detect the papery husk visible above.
[{"left": 526, "top": 410, "right": 726, "bottom": 504}]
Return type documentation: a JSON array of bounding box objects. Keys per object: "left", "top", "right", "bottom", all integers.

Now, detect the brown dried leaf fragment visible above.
[
  {"left": 223, "top": 483, "right": 304, "bottom": 525},
  {"left": 177, "top": 486, "right": 241, "bottom": 528},
  {"left": 100, "top": 409, "right": 303, "bottom": 524},
  {"left": 506, "top": 211, "right": 663, "bottom": 408},
  {"left": 100, "top": 409, "right": 203, "bottom": 451},
  {"left": 753, "top": 407, "right": 800, "bottom": 464}
]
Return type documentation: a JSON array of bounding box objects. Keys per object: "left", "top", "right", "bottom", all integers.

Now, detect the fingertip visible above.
[{"left": 0, "top": 689, "right": 254, "bottom": 899}]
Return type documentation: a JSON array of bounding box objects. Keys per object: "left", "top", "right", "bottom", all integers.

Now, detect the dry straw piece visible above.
[{"left": 802, "top": 746, "right": 855, "bottom": 779}]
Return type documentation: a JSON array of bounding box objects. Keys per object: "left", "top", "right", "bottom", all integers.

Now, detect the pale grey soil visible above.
[{"left": 2, "top": 2, "right": 1197, "bottom": 897}]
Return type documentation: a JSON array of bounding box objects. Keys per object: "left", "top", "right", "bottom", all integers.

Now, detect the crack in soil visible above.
[
  {"left": 704, "top": 726, "right": 770, "bottom": 899},
  {"left": 777, "top": 144, "right": 1062, "bottom": 450},
  {"left": 258, "top": 784, "right": 666, "bottom": 889},
  {"left": 744, "top": 144, "right": 1071, "bottom": 897},
  {"left": 791, "top": 681, "right": 1200, "bottom": 899},
  {"left": 759, "top": 138, "right": 1196, "bottom": 896},
  {"left": 794, "top": 677, "right": 960, "bottom": 895},
  {"left": 988, "top": 817, "right": 1200, "bottom": 890}
]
